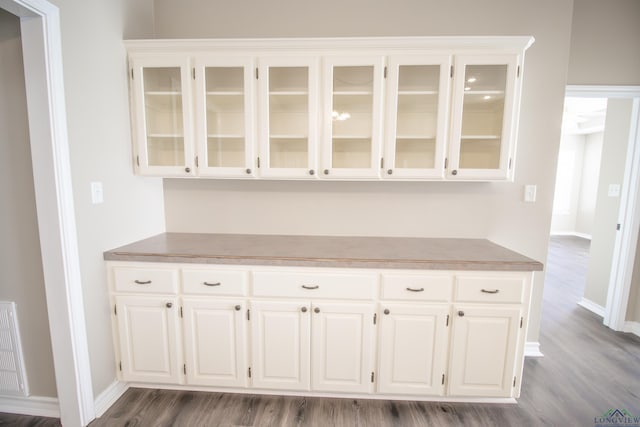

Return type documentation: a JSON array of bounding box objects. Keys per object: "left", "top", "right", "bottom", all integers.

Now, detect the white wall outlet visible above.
[
  {"left": 91, "top": 181, "right": 104, "bottom": 204},
  {"left": 524, "top": 184, "right": 537, "bottom": 203},
  {"left": 608, "top": 184, "right": 621, "bottom": 197}
]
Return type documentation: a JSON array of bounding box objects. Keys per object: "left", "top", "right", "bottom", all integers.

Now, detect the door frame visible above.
[
  {"left": 0, "top": 0, "right": 95, "bottom": 425},
  {"left": 565, "top": 85, "right": 640, "bottom": 332}
]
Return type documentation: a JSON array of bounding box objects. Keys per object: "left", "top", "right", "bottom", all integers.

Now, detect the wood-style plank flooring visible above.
[{"left": 2, "top": 236, "right": 639, "bottom": 426}]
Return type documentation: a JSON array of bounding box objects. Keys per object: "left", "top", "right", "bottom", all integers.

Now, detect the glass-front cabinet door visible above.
[
  {"left": 322, "top": 57, "right": 384, "bottom": 179},
  {"left": 257, "top": 57, "right": 319, "bottom": 178},
  {"left": 448, "top": 54, "right": 520, "bottom": 180},
  {"left": 194, "top": 57, "right": 255, "bottom": 177},
  {"left": 383, "top": 55, "right": 451, "bottom": 179},
  {"left": 129, "top": 55, "right": 194, "bottom": 176}
]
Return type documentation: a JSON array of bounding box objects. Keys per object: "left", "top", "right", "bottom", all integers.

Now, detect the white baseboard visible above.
[
  {"left": 0, "top": 395, "right": 59, "bottom": 418},
  {"left": 623, "top": 321, "right": 640, "bottom": 338},
  {"left": 524, "top": 341, "right": 544, "bottom": 357},
  {"left": 578, "top": 298, "right": 606, "bottom": 317},
  {"left": 94, "top": 380, "right": 129, "bottom": 418},
  {"left": 550, "top": 231, "right": 592, "bottom": 240}
]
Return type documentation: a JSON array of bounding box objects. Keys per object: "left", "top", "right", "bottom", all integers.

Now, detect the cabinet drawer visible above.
[
  {"left": 113, "top": 267, "right": 179, "bottom": 294},
  {"left": 455, "top": 276, "right": 526, "bottom": 303},
  {"left": 252, "top": 271, "right": 377, "bottom": 300},
  {"left": 381, "top": 274, "right": 452, "bottom": 302},
  {"left": 182, "top": 269, "right": 248, "bottom": 296}
]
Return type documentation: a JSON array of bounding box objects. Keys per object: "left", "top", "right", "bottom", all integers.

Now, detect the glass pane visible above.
[
  {"left": 143, "top": 67, "right": 184, "bottom": 167},
  {"left": 205, "top": 67, "right": 245, "bottom": 167},
  {"left": 269, "top": 138, "right": 308, "bottom": 168},
  {"left": 207, "top": 137, "right": 245, "bottom": 167},
  {"left": 459, "top": 64, "right": 507, "bottom": 169},
  {"left": 332, "top": 66, "right": 374, "bottom": 169},
  {"left": 268, "top": 67, "right": 309, "bottom": 169},
  {"left": 394, "top": 65, "right": 440, "bottom": 169}
]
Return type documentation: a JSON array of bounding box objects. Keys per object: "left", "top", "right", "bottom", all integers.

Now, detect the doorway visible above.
[{"left": 550, "top": 86, "right": 640, "bottom": 333}]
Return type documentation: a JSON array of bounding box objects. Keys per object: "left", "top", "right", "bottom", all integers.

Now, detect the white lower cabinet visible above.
[
  {"left": 377, "top": 304, "right": 450, "bottom": 395},
  {"left": 311, "top": 302, "right": 375, "bottom": 393},
  {"left": 182, "top": 298, "right": 247, "bottom": 387},
  {"left": 115, "top": 295, "right": 182, "bottom": 384},
  {"left": 448, "top": 305, "right": 522, "bottom": 397},
  {"left": 250, "top": 300, "right": 311, "bottom": 390},
  {"left": 109, "top": 263, "right": 533, "bottom": 401}
]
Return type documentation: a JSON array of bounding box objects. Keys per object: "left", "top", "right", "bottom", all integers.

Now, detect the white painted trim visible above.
[
  {"left": 524, "top": 342, "right": 544, "bottom": 358},
  {"left": 623, "top": 321, "right": 640, "bottom": 338},
  {"left": 0, "top": 395, "right": 60, "bottom": 418},
  {"left": 94, "top": 381, "right": 129, "bottom": 418},
  {"left": 578, "top": 298, "right": 606, "bottom": 317},
  {"left": 2, "top": 0, "right": 95, "bottom": 425},
  {"left": 549, "top": 231, "right": 592, "bottom": 240},
  {"left": 566, "top": 85, "right": 640, "bottom": 98},
  {"left": 129, "top": 382, "right": 518, "bottom": 404}
]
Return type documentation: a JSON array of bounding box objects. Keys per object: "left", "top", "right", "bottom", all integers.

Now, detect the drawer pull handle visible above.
[
  {"left": 235, "top": 305, "right": 241, "bottom": 311},
  {"left": 134, "top": 280, "right": 151, "bottom": 285},
  {"left": 166, "top": 302, "right": 173, "bottom": 308},
  {"left": 203, "top": 282, "right": 221, "bottom": 287},
  {"left": 458, "top": 310, "right": 464, "bottom": 317},
  {"left": 314, "top": 307, "right": 320, "bottom": 313},
  {"left": 384, "top": 309, "right": 390, "bottom": 315},
  {"left": 301, "top": 307, "right": 308, "bottom": 313},
  {"left": 302, "top": 285, "right": 319, "bottom": 290},
  {"left": 481, "top": 289, "right": 500, "bottom": 294},
  {"left": 406, "top": 287, "right": 425, "bottom": 292}
]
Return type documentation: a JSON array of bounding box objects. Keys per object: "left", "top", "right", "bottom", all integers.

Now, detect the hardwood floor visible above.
[{"left": 2, "top": 236, "right": 639, "bottom": 426}]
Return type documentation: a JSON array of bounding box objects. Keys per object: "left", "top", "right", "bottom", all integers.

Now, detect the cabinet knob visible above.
[
  {"left": 235, "top": 305, "right": 241, "bottom": 311},
  {"left": 384, "top": 309, "right": 390, "bottom": 315},
  {"left": 387, "top": 169, "right": 393, "bottom": 175},
  {"left": 323, "top": 169, "right": 329, "bottom": 175},
  {"left": 301, "top": 307, "right": 308, "bottom": 313},
  {"left": 458, "top": 310, "right": 464, "bottom": 317},
  {"left": 166, "top": 302, "right": 173, "bottom": 308},
  {"left": 245, "top": 168, "right": 252, "bottom": 174},
  {"left": 309, "top": 169, "right": 315, "bottom": 175},
  {"left": 185, "top": 167, "right": 191, "bottom": 173},
  {"left": 451, "top": 170, "right": 458, "bottom": 176},
  {"left": 314, "top": 307, "right": 320, "bottom": 314}
]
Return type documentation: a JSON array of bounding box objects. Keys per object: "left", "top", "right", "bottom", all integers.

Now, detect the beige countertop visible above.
[{"left": 103, "top": 233, "right": 543, "bottom": 271}]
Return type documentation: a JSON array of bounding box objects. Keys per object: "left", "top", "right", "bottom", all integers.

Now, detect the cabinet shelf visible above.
[
  {"left": 396, "top": 135, "right": 436, "bottom": 140},
  {"left": 332, "top": 135, "right": 372, "bottom": 139},
  {"left": 147, "top": 133, "right": 184, "bottom": 138},
  {"left": 208, "top": 134, "right": 244, "bottom": 138},
  {"left": 398, "top": 90, "right": 438, "bottom": 96},
  {"left": 207, "top": 91, "right": 244, "bottom": 96},
  {"left": 269, "top": 91, "right": 308, "bottom": 96},
  {"left": 270, "top": 134, "right": 308, "bottom": 139},
  {"left": 144, "top": 91, "right": 181, "bottom": 96},
  {"left": 461, "top": 135, "right": 500, "bottom": 140},
  {"left": 333, "top": 91, "right": 373, "bottom": 96}
]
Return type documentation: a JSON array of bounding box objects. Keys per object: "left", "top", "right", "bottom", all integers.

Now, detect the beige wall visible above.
[
  {"left": 568, "top": 0, "right": 640, "bottom": 85},
  {"left": 0, "top": 8, "right": 57, "bottom": 398},
  {"left": 627, "top": 232, "right": 640, "bottom": 321},
  {"left": 584, "top": 99, "right": 634, "bottom": 307},
  {"left": 47, "top": 0, "right": 165, "bottom": 396},
  {"left": 157, "top": 0, "right": 575, "bottom": 344}
]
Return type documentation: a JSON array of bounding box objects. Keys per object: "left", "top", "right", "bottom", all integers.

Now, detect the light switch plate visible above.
[
  {"left": 524, "top": 185, "right": 537, "bottom": 203},
  {"left": 608, "top": 184, "right": 621, "bottom": 197},
  {"left": 91, "top": 182, "right": 103, "bottom": 204}
]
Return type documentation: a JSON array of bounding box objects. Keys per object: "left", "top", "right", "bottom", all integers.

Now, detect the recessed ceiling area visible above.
[{"left": 561, "top": 97, "right": 607, "bottom": 135}]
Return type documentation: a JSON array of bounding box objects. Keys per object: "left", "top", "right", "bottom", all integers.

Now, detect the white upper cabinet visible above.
[
  {"left": 126, "top": 37, "right": 532, "bottom": 181},
  {"left": 257, "top": 57, "right": 319, "bottom": 179},
  {"left": 321, "top": 56, "right": 385, "bottom": 179},
  {"left": 383, "top": 55, "right": 451, "bottom": 179},
  {"left": 448, "top": 54, "right": 521, "bottom": 180},
  {"left": 194, "top": 56, "right": 256, "bottom": 177},
  {"left": 129, "top": 54, "right": 195, "bottom": 176}
]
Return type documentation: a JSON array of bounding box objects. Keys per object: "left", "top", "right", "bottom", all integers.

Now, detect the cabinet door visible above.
[
  {"left": 448, "top": 305, "right": 521, "bottom": 397},
  {"left": 377, "top": 304, "right": 449, "bottom": 395},
  {"left": 194, "top": 57, "right": 256, "bottom": 177},
  {"left": 129, "top": 54, "right": 195, "bottom": 176},
  {"left": 383, "top": 55, "right": 451, "bottom": 179},
  {"left": 250, "top": 300, "right": 311, "bottom": 390},
  {"left": 115, "top": 295, "right": 181, "bottom": 384},
  {"left": 448, "top": 54, "right": 520, "bottom": 180},
  {"left": 182, "top": 298, "right": 247, "bottom": 387},
  {"left": 311, "top": 302, "right": 375, "bottom": 393},
  {"left": 322, "top": 56, "right": 385, "bottom": 179},
  {"left": 257, "top": 57, "right": 319, "bottom": 178}
]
